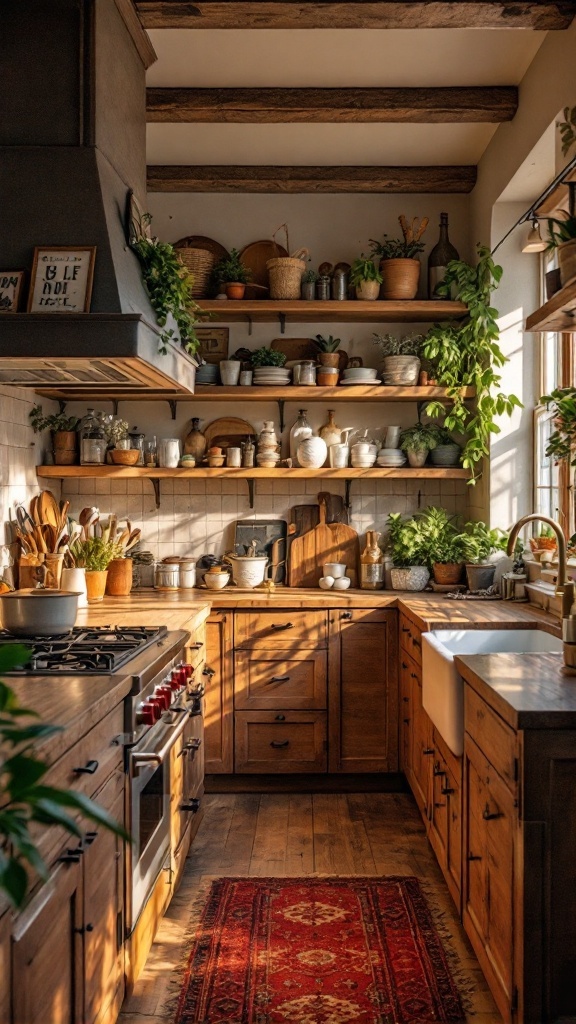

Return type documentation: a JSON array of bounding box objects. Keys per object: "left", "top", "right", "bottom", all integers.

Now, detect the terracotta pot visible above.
[
  {"left": 53, "top": 430, "right": 77, "bottom": 466},
  {"left": 558, "top": 239, "right": 576, "bottom": 286},
  {"left": 85, "top": 569, "right": 108, "bottom": 603},
  {"left": 379, "top": 258, "right": 420, "bottom": 300},
  {"left": 105, "top": 558, "right": 133, "bottom": 596},
  {"left": 433, "top": 562, "right": 464, "bottom": 586},
  {"left": 318, "top": 352, "right": 340, "bottom": 368},
  {"left": 355, "top": 279, "right": 380, "bottom": 301},
  {"left": 225, "top": 282, "right": 246, "bottom": 300}
]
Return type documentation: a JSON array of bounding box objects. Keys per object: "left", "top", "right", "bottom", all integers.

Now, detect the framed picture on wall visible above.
[
  {"left": 0, "top": 271, "right": 26, "bottom": 312},
  {"left": 196, "top": 327, "right": 230, "bottom": 364},
  {"left": 27, "top": 246, "right": 96, "bottom": 313}
]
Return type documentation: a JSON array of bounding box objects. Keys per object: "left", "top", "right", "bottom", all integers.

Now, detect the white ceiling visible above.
[{"left": 146, "top": 28, "right": 546, "bottom": 168}]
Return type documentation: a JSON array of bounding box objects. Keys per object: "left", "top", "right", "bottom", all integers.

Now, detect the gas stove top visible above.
[{"left": 0, "top": 625, "right": 168, "bottom": 675}]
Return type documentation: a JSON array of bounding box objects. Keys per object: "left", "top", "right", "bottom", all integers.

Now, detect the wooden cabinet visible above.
[
  {"left": 328, "top": 608, "right": 398, "bottom": 773},
  {"left": 408, "top": 658, "right": 434, "bottom": 817},
  {"left": 204, "top": 610, "right": 233, "bottom": 773},
  {"left": 0, "top": 910, "right": 10, "bottom": 1024},
  {"left": 235, "top": 711, "right": 327, "bottom": 772},
  {"left": 399, "top": 654, "right": 412, "bottom": 773},
  {"left": 235, "top": 609, "right": 328, "bottom": 648},
  {"left": 428, "top": 729, "right": 462, "bottom": 909},
  {"left": 235, "top": 648, "right": 327, "bottom": 710}
]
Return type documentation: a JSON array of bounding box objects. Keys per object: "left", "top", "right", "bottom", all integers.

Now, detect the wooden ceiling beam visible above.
[
  {"left": 136, "top": 1, "right": 575, "bottom": 31},
  {"left": 147, "top": 164, "right": 477, "bottom": 193},
  {"left": 146, "top": 86, "right": 517, "bottom": 124}
]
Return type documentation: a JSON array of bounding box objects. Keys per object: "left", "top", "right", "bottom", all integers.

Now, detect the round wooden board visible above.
[
  {"left": 204, "top": 416, "right": 257, "bottom": 451},
  {"left": 240, "top": 239, "right": 288, "bottom": 299},
  {"left": 172, "top": 235, "right": 229, "bottom": 262}
]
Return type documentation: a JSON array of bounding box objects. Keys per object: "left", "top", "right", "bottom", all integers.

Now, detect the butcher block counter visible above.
[{"left": 455, "top": 651, "right": 576, "bottom": 730}]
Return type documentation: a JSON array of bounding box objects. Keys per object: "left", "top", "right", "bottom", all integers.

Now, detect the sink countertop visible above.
[{"left": 455, "top": 652, "right": 576, "bottom": 730}]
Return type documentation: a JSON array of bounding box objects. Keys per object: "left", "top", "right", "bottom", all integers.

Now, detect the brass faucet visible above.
[{"left": 507, "top": 513, "right": 576, "bottom": 668}]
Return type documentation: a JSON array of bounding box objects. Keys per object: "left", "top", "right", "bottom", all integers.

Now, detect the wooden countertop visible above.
[
  {"left": 455, "top": 652, "right": 576, "bottom": 730},
  {"left": 75, "top": 593, "right": 211, "bottom": 634}
]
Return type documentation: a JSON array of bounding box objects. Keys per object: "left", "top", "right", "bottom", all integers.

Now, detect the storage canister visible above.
[{"left": 154, "top": 562, "right": 179, "bottom": 590}]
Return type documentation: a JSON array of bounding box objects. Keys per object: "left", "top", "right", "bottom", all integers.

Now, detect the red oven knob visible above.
[
  {"left": 181, "top": 663, "right": 194, "bottom": 680},
  {"left": 137, "top": 702, "right": 158, "bottom": 725},
  {"left": 148, "top": 697, "right": 165, "bottom": 717},
  {"left": 157, "top": 685, "right": 173, "bottom": 707},
  {"left": 171, "top": 668, "right": 186, "bottom": 689}
]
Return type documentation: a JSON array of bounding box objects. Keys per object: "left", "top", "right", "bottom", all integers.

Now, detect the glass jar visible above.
[
  {"left": 80, "top": 408, "right": 106, "bottom": 465},
  {"left": 144, "top": 436, "right": 158, "bottom": 467},
  {"left": 128, "top": 430, "right": 145, "bottom": 467},
  {"left": 298, "top": 361, "right": 317, "bottom": 386},
  {"left": 158, "top": 438, "right": 181, "bottom": 468}
]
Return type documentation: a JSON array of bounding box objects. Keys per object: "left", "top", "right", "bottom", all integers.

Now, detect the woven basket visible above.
[
  {"left": 174, "top": 245, "right": 216, "bottom": 298},
  {"left": 266, "top": 255, "right": 308, "bottom": 299}
]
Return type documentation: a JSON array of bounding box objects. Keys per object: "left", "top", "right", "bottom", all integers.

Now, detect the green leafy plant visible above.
[
  {"left": 212, "top": 248, "right": 252, "bottom": 285},
  {"left": 372, "top": 332, "right": 425, "bottom": 358},
  {"left": 421, "top": 245, "right": 522, "bottom": 482},
  {"left": 314, "top": 334, "right": 341, "bottom": 353},
  {"left": 250, "top": 348, "right": 287, "bottom": 368},
  {"left": 558, "top": 105, "right": 576, "bottom": 157},
  {"left": 0, "top": 645, "right": 128, "bottom": 908},
  {"left": 70, "top": 537, "right": 123, "bottom": 571},
  {"left": 350, "top": 256, "right": 382, "bottom": 286},
  {"left": 29, "top": 405, "right": 80, "bottom": 434},
  {"left": 412, "top": 507, "right": 466, "bottom": 566},
  {"left": 547, "top": 212, "right": 576, "bottom": 250},
  {"left": 302, "top": 269, "right": 318, "bottom": 284},
  {"left": 369, "top": 236, "right": 426, "bottom": 260},
  {"left": 460, "top": 520, "right": 508, "bottom": 564},
  {"left": 386, "top": 512, "right": 429, "bottom": 567},
  {"left": 428, "top": 424, "right": 459, "bottom": 446},
  {"left": 399, "top": 423, "right": 439, "bottom": 454},
  {"left": 541, "top": 386, "right": 576, "bottom": 464},
  {"left": 131, "top": 213, "right": 206, "bottom": 356}
]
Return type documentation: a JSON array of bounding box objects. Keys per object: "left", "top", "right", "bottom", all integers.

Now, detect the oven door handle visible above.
[{"left": 131, "top": 711, "right": 191, "bottom": 769}]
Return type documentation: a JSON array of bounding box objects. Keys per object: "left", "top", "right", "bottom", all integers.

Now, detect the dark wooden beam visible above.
[
  {"left": 147, "top": 86, "right": 517, "bottom": 124},
  {"left": 147, "top": 164, "right": 477, "bottom": 193},
  {"left": 136, "top": 1, "right": 575, "bottom": 30}
]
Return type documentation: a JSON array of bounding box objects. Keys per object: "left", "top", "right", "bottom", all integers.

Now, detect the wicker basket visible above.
[
  {"left": 173, "top": 245, "right": 216, "bottom": 298},
  {"left": 266, "top": 253, "right": 308, "bottom": 300}
]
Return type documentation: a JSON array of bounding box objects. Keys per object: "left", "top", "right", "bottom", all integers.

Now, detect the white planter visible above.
[
  {"left": 219, "top": 360, "right": 241, "bottom": 386},
  {"left": 61, "top": 567, "right": 88, "bottom": 607},
  {"left": 297, "top": 436, "right": 328, "bottom": 469},
  {"left": 226, "top": 555, "right": 269, "bottom": 588},
  {"left": 407, "top": 449, "right": 428, "bottom": 467},
  {"left": 390, "top": 566, "right": 430, "bottom": 591}
]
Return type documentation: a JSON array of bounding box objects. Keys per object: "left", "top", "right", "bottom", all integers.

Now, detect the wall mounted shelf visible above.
[
  {"left": 198, "top": 298, "right": 468, "bottom": 332},
  {"left": 525, "top": 278, "right": 576, "bottom": 333}
]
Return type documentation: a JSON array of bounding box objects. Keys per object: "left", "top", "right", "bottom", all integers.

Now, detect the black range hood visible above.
[{"left": 0, "top": 0, "right": 197, "bottom": 397}]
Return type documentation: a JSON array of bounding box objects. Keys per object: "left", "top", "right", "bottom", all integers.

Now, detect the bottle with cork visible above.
[{"left": 360, "top": 531, "right": 384, "bottom": 590}]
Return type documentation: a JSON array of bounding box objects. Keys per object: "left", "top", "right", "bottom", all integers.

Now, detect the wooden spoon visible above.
[{"left": 38, "top": 490, "right": 60, "bottom": 529}]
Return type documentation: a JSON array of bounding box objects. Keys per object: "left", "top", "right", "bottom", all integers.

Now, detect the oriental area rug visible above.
[{"left": 174, "top": 876, "right": 466, "bottom": 1023}]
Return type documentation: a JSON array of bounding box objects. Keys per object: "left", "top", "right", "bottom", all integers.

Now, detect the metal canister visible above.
[
  {"left": 316, "top": 275, "right": 331, "bottom": 300},
  {"left": 331, "top": 269, "right": 348, "bottom": 300},
  {"left": 154, "top": 562, "right": 179, "bottom": 590}
]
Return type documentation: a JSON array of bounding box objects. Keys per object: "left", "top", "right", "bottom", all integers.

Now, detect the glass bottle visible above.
[
  {"left": 289, "top": 410, "right": 312, "bottom": 466},
  {"left": 80, "top": 408, "right": 106, "bottom": 465},
  {"left": 360, "top": 530, "right": 384, "bottom": 590},
  {"left": 242, "top": 436, "right": 255, "bottom": 468},
  {"left": 183, "top": 417, "right": 207, "bottom": 462},
  {"left": 428, "top": 213, "right": 459, "bottom": 299}
]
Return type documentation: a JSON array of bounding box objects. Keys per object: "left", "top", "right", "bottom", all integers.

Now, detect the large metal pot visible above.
[{"left": 0, "top": 590, "right": 81, "bottom": 635}]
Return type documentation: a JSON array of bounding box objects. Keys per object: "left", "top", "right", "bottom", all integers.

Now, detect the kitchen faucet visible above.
[{"left": 507, "top": 514, "right": 576, "bottom": 668}]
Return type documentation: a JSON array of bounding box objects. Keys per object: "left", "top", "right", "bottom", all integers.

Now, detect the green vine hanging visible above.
[
  {"left": 131, "top": 212, "right": 206, "bottom": 356},
  {"left": 422, "top": 245, "right": 522, "bottom": 483}
]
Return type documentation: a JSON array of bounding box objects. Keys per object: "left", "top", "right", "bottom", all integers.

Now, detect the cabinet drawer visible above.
[
  {"left": 235, "top": 649, "right": 327, "bottom": 710},
  {"left": 465, "top": 687, "right": 517, "bottom": 793},
  {"left": 235, "top": 712, "right": 327, "bottom": 773},
  {"left": 235, "top": 610, "right": 327, "bottom": 648},
  {"left": 400, "top": 616, "right": 422, "bottom": 666}
]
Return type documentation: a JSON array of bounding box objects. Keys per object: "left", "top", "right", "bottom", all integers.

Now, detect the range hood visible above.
[{"left": 0, "top": 0, "right": 196, "bottom": 398}]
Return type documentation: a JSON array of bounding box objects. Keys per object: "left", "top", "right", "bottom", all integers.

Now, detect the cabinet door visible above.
[
  {"left": 204, "top": 611, "right": 233, "bottom": 773},
  {"left": 0, "top": 910, "right": 10, "bottom": 1024},
  {"left": 399, "top": 656, "right": 412, "bottom": 773},
  {"left": 235, "top": 711, "right": 327, "bottom": 773},
  {"left": 329, "top": 608, "right": 398, "bottom": 773},
  {"left": 235, "top": 648, "right": 327, "bottom": 710},
  {"left": 409, "top": 663, "right": 433, "bottom": 817},
  {"left": 428, "top": 731, "right": 463, "bottom": 910},
  {"left": 83, "top": 774, "right": 125, "bottom": 1024},
  {"left": 464, "top": 737, "right": 516, "bottom": 1024},
  {"left": 12, "top": 859, "right": 83, "bottom": 1024}
]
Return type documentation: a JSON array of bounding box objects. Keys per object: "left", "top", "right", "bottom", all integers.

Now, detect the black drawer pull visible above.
[
  {"left": 187, "top": 738, "right": 202, "bottom": 751},
  {"left": 402, "top": 626, "right": 410, "bottom": 634},
  {"left": 269, "top": 675, "right": 290, "bottom": 684},
  {"left": 189, "top": 642, "right": 204, "bottom": 650},
  {"left": 74, "top": 923, "right": 94, "bottom": 935},
  {"left": 58, "top": 851, "right": 82, "bottom": 864},
  {"left": 270, "top": 622, "right": 294, "bottom": 631},
  {"left": 403, "top": 717, "right": 410, "bottom": 724},
  {"left": 413, "top": 638, "right": 421, "bottom": 649},
  {"left": 84, "top": 831, "right": 98, "bottom": 845},
  {"left": 401, "top": 661, "right": 408, "bottom": 669},
  {"left": 410, "top": 672, "right": 418, "bottom": 680},
  {"left": 433, "top": 766, "right": 446, "bottom": 777},
  {"left": 73, "top": 759, "right": 99, "bottom": 775},
  {"left": 270, "top": 740, "right": 290, "bottom": 749},
  {"left": 423, "top": 748, "right": 435, "bottom": 755},
  {"left": 434, "top": 802, "right": 446, "bottom": 808},
  {"left": 180, "top": 798, "right": 201, "bottom": 813},
  {"left": 441, "top": 786, "right": 454, "bottom": 795},
  {"left": 341, "top": 612, "right": 352, "bottom": 620},
  {"left": 275, "top": 714, "right": 286, "bottom": 721},
  {"left": 468, "top": 853, "right": 482, "bottom": 861},
  {"left": 203, "top": 666, "right": 215, "bottom": 678},
  {"left": 482, "top": 805, "right": 503, "bottom": 821},
  {"left": 402, "top": 696, "right": 409, "bottom": 703}
]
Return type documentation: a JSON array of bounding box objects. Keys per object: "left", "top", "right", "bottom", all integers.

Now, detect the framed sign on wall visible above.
[
  {"left": 0, "top": 271, "right": 26, "bottom": 312},
  {"left": 196, "top": 327, "right": 230, "bottom": 364},
  {"left": 27, "top": 246, "right": 96, "bottom": 312}
]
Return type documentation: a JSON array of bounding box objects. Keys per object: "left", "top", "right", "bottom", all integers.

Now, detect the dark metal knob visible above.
[
  {"left": 74, "top": 923, "right": 94, "bottom": 934},
  {"left": 275, "top": 714, "right": 286, "bottom": 721},
  {"left": 58, "top": 851, "right": 82, "bottom": 864},
  {"left": 84, "top": 831, "right": 98, "bottom": 845},
  {"left": 180, "top": 798, "right": 201, "bottom": 813},
  {"left": 73, "top": 759, "right": 98, "bottom": 775},
  {"left": 468, "top": 853, "right": 482, "bottom": 861},
  {"left": 268, "top": 675, "right": 290, "bottom": 684},
  {"left": 341, "top": 612, "right": 352, "bottom": 620},
  {"left": 482, "top": 805, "right": 503, "bottom": 820},
  {"left": 441, "top": 787, "right": 454, "bottom": 795},
  {"left": 270, "top": 622, "right": 294, "bottom": 631},
  {"left": 270, "top": 740, "right": 289, "bottom": 749},
  {"left": 423, "top": 748, "right": 435, "bottom": 755}
]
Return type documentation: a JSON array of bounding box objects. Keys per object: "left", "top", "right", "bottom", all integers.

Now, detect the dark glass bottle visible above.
[{"left": 428, "top": 213, "right": 459, "bottom": 298}]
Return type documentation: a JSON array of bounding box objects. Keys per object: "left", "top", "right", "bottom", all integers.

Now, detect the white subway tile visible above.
[
  {"left": 110, "top": 480, "right": 127, "bottom": 494},
  {"left": 188, "top": 479, "right": 206, "bottom": 495},
  {"left": 222, "top": 495, "right": 237, "bottom": 515},
  {"left": 161, "top": 479, "right": 174, "bottom": 494},
  {"left": 221, "top": 479, "right": 238, "bottom": 494},
  {"left": 79, "top": 479, "right": 97, "bottom": 495},
  {"left": 174, "top": 495, "right": 192, "bottom": 513},
  {"left": 256, "top": 479, "right": 273, "bottom": 494},
  {"left": 205, "top": 479, "right": 222, "bottom": 494},
  {"left": 127, "top": 479, "right": 143, "bottom": 494},
  {"left": 95, "top": 478, "right": 111, "bottom": 495},
  {"left": 206, "top": 495, "right": 221, "bottom": 515}
]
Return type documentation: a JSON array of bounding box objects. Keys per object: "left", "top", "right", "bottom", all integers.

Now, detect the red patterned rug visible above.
[{"left": 174, "top": 876, "right": 465, "bottom": 1023}]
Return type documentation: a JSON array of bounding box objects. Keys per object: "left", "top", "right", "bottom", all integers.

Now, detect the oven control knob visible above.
[
  {"left": 153, "top": 687, "right": 171, "bottom": 710},
  {"left": 181, "top": 663, "right": 194, "bottom": 680},
  {"left": 137, "top": 702, "right": 158, "bottom": 725},
  {"left": 171, "top": 668, "right": 185, "bottom": 689},
  {"left": 148, "top": 697, "right": 164, "bottom": 718}
]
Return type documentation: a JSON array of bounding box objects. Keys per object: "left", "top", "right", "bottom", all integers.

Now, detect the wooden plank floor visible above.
[{"left": 119, "top": 792, "right": 502, "bottom": 1024}]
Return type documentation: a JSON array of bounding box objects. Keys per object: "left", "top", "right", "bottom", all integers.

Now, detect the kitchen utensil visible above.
[
  {"left": 224, "top": 553, "right": 271, "bottom": 589},
  {"left": 323, "top": 494, "right": 360, "bottom": 587},
  {"left": 317, "top": 491, "right": 349, "bottom": 525},
  {"left": 234, "top": 519, "right": 287, "bottom": 585},
  {"left": 240, "top": 239, "right": 287, "bottom": 298},
  {"left": 38, "top": 490, "right": 60, "bottom": 529},
  {"left": 329, "top": 444, "right": 349, "bottom": 469},
  {"left": 0, "top": 589, "right": 80, "bottom": 636},
  {"left": 110, "top": 448, "right": 140, "bottom": 466},
  {"left": 384, "top": 426, "right": 401, "bottom": 448},
  {"left": 16, "top": 504, "right": 35, "bottom": 536},
  {"left": 323, "top": 562, "right": 346, "bottom": 578},
  {"left": 204, "top": 416, "right": 256, "bottom": 452}
]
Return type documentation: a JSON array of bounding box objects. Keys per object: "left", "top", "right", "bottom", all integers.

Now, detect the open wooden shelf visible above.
[
  {"left": 526, "top": 278, "right": 576, "bottom": 333},
  {"left": 199, "top": 298, "right": 468, "bottom": 326}
]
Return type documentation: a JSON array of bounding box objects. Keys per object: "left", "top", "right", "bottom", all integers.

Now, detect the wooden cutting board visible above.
[
  {"left": 240, "top": 240, "right": 287, "bottom": 299},
  {"left": 288, "top": 501, "right": 339, "bottom": 588},
  {"left": 204, "top": 416, "right": 256, "bottom": 451},
  {"left": 317, "top": 491, "right": 348, "bottom": 525},
  {"left": 326, "top": 520, "right": 359, "bottom": 587},
  {"left": 289, "top": 504, "right": 320, "bottom": 538}
]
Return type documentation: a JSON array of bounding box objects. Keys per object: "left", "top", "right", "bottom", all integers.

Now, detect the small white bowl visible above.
[
  {"left": 323, "top": 562, "right": 346, "bottom": 578},
  {"left": 333, "top": 576, "right": 351, "bottom": 590},
  {"left": 204, "top": 572, "right": 230, "bottom": 590},
  {"left": 319, "top": 575, "right": 335, "bottom": 589}
]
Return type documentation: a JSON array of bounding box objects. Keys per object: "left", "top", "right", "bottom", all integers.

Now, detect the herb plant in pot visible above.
[
  {"left": 212, "top": 248, "right": 252, "bottom": 299},
  {"left": 386, "top": 513, "right": 430, "bottom": 591},
  {"left": 416, "top": 506, "right": 466, "bottom": 585},
  {"left": 369, "top": 215, "right": 428, "bottom": 299},
  {"left": 399, "top": 422, "right": 438, "bottom": 468},
  {"left": 313, "top": 334, "right": 342, "bottom": 369},
  {"left": 70, "top": 538, "right": 122, "bottom": 602},
  {"left": 250, "top": 348, "right": 288, "bottom": 369},
  {"left": 29, "top": 405, "right": 80, "bottom": 466},
  {"left": 301, "top": 268, "right": 318, "bottom": 300},
  {"left": 350, "top": 256, "right": 382, "bottom": 300},
  {"left": 460, "top": 520, "right": 508, "bottom": 591},
  {"left": 547, "top": 182, "right": 576, "bottom": 287},
  {"left": 372, "top": 332, "right": 424, "bottom": 386}
]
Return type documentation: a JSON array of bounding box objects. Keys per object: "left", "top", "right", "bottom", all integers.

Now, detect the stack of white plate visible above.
[
  {"left": 253, "top": 367, "right": 291, "bottom": 386},
  {"left": 376, "top": 448, "right": 407, "bottom": 467},
  {"left": 340, "top": 367, "right": 381, "bottom": 387}
]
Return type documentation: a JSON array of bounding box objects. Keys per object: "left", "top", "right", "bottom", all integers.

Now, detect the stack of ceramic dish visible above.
[
  {"left": 253, "top": 366, "right": 291, "bottom": 387},
  {"left": 196, "top": 363, "right": 219, "bottom": 386},
  {"left": 340, "top": 367, "right": 381, "bottom": 386},
  {"left": 351, "top": 441, "right": 379, "bottom": 467},
  {"left": 376, "top": 448, "right": 407, "bottom": 467}
]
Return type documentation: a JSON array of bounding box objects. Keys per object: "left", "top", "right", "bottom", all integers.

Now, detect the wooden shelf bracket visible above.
[
  {"left": 247, "top": 479, "right": 255, "bottom": 509},
  {"left": 150, "top": 477, "right": 161, "bottom": 509}
]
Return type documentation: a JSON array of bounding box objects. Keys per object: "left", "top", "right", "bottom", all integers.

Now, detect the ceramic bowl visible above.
[
  {"left": 343, "top": 367, "right": 377, "bottom": 379},
  {"left": 208, "top": 456, "right": 226, "bottom": 468},
  {"left": 319, "top": 576, "right": 334, "bottom": 589},
  {"left": 323, "top": 562, "right": 346, "bottom": 578},
  {"left": 204, "top": 572, "right": 230, "bottom": 590},
  {"left": 333, "top": 576, "right": 351, "bottom": 590},
  {"left": 110, "top": 448, "right": 140, "bottom": 466}
]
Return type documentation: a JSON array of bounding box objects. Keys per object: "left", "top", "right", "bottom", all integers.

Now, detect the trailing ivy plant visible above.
[
  {"left": 131, "top": 212, "right": 206, "bottom": 356},
  {"left": 0, "top": 645, "right": 129, "bottom": 908},
  {"left": 422, "top": 245, "right": 522, "bottom": 482},
  {"left": 558, "top": 105, "right": 576, "bottom": 157}
]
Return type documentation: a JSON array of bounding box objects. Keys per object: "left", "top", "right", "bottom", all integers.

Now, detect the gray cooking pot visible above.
[{"left": 0, "top": 590, "right": 81, "bottom": 636}]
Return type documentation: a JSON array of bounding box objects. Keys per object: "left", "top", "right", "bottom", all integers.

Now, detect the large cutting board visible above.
[
  {"left": 326, "top": 519, "right": 359, "bottom": 587},
  {"left": 204, "top": 416, "right": 256, "bottom": 451},
  {"left": 288, "top": 498, "right": 359, "bottom": 588}
]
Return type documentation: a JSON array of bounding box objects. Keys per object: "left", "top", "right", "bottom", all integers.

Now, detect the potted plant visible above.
[
  {"left": 428, "top": 424, "right": 462, "bottom": 467},
  {"left": 250, "top": 347, "right": 287, "bottom": 368},
  {"left": 313, "top": 334, "right": 341, "bottom": 369},
  {"left": 547, "top": 183, "right": 576, "bottom": 287},
  {"left": 385, "top": 512, "right": 430, "bottom": 591},
  {"left": 399, "top": 422, "right": 439, "bottom": 467},
  {"left": 414, "top": 506, "right": 466, "bottom": 585},
  {"left": 350, "top": 255, "right": 382, "bottom": 300},
  {"left": 212, "top": 248, "right": 252, "bottom": 300},
  {"left": 301, "top": 268, "right": 318, "bottom": 300},
  {"left": 372, "top": 331, "right": 424, "bottom": 385},
  {"left": 369, "top": 215, "right": 428, "bottom": 299},
  {"left": 29, "top": 405, "right": 80, "bottom": 466},
  {"left": 460, "top": 520, "right": 508, "bottom": 591},
  {"left": 70, "top": 537, "right": 122, "bottom": 603}
]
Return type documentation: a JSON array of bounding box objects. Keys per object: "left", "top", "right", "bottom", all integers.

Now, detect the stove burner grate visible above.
[{"left": 0, "top": 625, "right": 168, "bottom": 675}]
